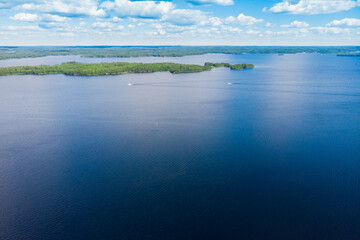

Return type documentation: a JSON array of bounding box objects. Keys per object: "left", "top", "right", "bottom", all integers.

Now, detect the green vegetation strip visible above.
[
  {"left": 0, "top": 62, "right": 254, "bottom": 76},
  {"left": 1, "top": 46, "right": 359, "bottom": 60},
  {"left": 337, "top": 54, "right": 360, "bottom": 57}
]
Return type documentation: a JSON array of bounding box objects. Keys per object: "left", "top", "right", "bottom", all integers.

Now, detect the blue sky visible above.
[{"left": 0, "top": 0, "right": 359, "bottom": 45}]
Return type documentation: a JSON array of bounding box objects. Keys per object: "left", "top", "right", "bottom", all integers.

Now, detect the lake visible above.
[{"left": 0, "top": 53, "right": 359, "bottom": 240}]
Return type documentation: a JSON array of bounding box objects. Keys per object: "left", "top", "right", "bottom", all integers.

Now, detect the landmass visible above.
[
  {"left": 337, "top": 53, "right": 360, "bottom": 57},
  {"left": 0, "top": 62, "right": 254, "bottom": 76},
  {"left": 1, "top": 46, "right": 360, "bottom": 60}
]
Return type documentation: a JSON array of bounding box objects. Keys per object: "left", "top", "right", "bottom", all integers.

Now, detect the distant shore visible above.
[
  {"left": 337, "top": 54, "right": 360, "bottom": 57},
  {"left": 1, "top": 46, "right": 359, "bottom": 60}
]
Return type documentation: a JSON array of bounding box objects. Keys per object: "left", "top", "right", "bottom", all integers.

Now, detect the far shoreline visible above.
[{"left": 1, "top": 46, "right": 359, "bottom": 61}]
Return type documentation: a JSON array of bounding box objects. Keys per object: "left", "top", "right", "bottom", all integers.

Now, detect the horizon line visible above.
[{"left": 1, "top": 45, "right": 360, "bottom": 47}]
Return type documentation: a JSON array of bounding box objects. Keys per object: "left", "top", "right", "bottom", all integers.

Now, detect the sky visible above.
[{"left": 0, "top": 0, "right": 359, "bottom": 46}]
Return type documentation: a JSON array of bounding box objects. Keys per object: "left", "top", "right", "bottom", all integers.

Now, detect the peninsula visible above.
[{"left": 0, "top": 62, "right": 254, "bottom": 76}]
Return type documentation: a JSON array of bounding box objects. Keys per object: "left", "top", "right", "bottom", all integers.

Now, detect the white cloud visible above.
[
  {"left": 225, "top": 14, "right": 263, "bottom": 26},
  {"left": 152, "top": 23, "right": 163, "bottom": 29},
  {"left": 162, "top": 9, "right": 207, "bottom": 26},
  {"left": 0, "top": 0, "right": 43, "bottom": 9},
  {"left": 246, "top": 30, "right": 260, "bottom": 35},
  {"left": 298, "top": 28, "right": 309, "bottom": 34},
  {"left": 10, "top": 13, "right": 41, "bottom": 22},
  {"left": 223, "top": 26, "right": 243, "bottom": 33},
  {"left": 0, "top": 25, "right": 42, "bottom": 31},
  {"left": 42, "top": 14, "right": 68, "bottom": 22},
  {"left": 265, "top": 23, "right": 275, "bottom": 27},
  {"left": 18, "top": 0, "right": 107, "bottom": 17},
  {"left": 264, "top": 27, "right": 338, "bottom": 37},
  {"left": 327, "top": 18, "right": 360, "bottom": 27},
  {"left": 265, "top": 0, "right": 360, "bottom": 14},
  {"left": 92, "top": 22, "right": 113, "bottom": 28},
  {"left": 281, "top": 21, "right": 309, "bottom": 28},
  {"left": 274, "top": 30, "right": 293, "bottom": 35},
  {"left": 0, "top": 1, "right": 12, "bottom": 9},
  {"left": 161, "top": 25, "right": 194, "bottom": 34},
  {"left": 39, "top": 21, "right": 68, "bottom": 29},
  {"left": 147, "top": 29, "right": 166, "bottom": 36},
  {"left": 92, "top": 21, "right": 124, "bottom": 31},
  {"left": 101, "top": 0, "right": 174, "bottom": 19},
  {"left": 202, "top": 17, "right": 223, "bottom": 26},
  {"left": 197, "top": 28, "right": 211, "bottom": 34},
  {"left": 311, "top": 26, "right": 351, "bottom": 34},
  {"left": 60, "top": 32, "right": 75, "bottom": 36},
  {"left": 111, "top": 17, "right": 123, "bottom": 22},
  {"left": 186, "top": 0, "right": 234, "bottom": 6}
]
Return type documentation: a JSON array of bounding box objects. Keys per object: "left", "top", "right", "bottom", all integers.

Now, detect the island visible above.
[
  {"left": 0, "top": 62, "right": 254, "bottom": 76},
  {"left": 337, "top": 53, "right": 360, "bottom": 57}
]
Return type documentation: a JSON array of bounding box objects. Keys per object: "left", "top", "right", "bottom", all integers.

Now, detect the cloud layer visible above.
[
  {"left": 1, "top": 0, "right": 359, "bottom": 45},
  {"left": 187, "top": 0, "right": 234, "bottom": 6},
  {"left": 265, "top": 0, "right": 360, "bottom": 14},
  {"left": 327, "top": 18, "right": 360, "bottom": 27}
]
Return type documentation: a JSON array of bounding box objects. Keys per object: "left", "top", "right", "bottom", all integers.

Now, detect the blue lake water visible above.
[{"left": 0, "top": 54, "right": 359, "bottom": 239}]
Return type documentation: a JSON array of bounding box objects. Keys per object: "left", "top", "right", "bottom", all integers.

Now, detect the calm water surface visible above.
[{"left": 0, "top": 54, "right": 360, "bottom": 240}]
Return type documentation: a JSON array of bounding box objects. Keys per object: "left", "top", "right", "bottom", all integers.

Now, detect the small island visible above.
[
  {"left": 0, "top": 62, "right": 254, "bottom": 76},
  {"left": 337, "top": 53, "right": 360, "bottom": 57}
]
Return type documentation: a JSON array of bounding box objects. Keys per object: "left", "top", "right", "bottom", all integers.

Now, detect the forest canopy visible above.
[
  {"left": 0, "top": 46, "right": 359, "bottom": 60},
  {"left": 0, "top": 62, "right": 254, "bottom": 76}
]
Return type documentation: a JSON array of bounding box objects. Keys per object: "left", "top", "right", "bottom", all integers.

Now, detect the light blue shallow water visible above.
[{"left": 0, "top": 54, "right": 359, "bottom": 240}]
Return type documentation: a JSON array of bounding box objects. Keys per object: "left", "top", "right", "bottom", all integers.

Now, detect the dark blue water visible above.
[{"left": 0, "top": 54, "right": 359, "bottom": 240}]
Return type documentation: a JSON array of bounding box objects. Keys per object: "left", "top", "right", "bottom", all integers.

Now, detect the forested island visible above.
[
  {"left": 337, "top": 53, "right": 360, "bottom": 57},
  {"left": 0, "top": 62, "right": 254, "bottom": 76},
  {"left": 1, "top": 46, "right": 359, "bottom": 60}
]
